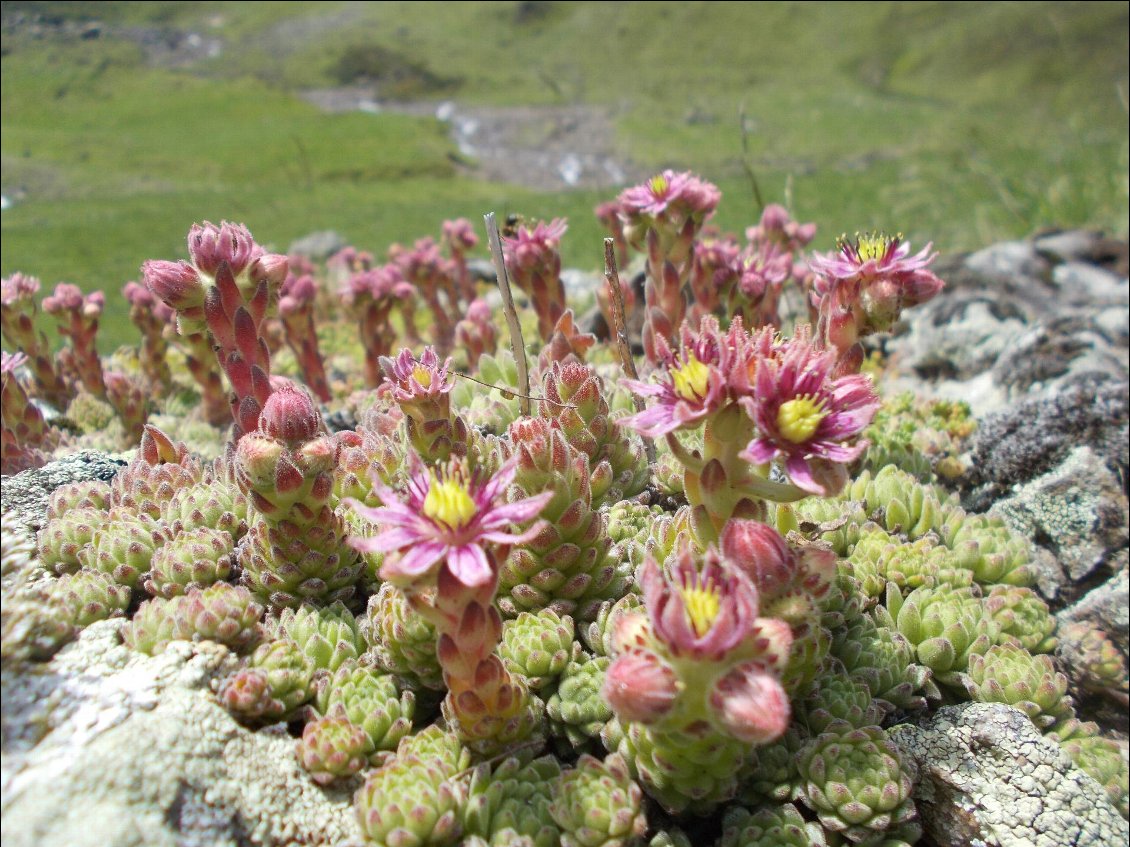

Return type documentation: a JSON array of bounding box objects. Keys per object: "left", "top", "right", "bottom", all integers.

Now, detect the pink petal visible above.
[
  {"left": 383, "top": 541, "right": 447, "bottom": 580},
  {"left": 446, "top": 544, "right": 493, "bottom": 587},
  {"left": 784, "top": 454, "right": 824, "bottom": 495}
]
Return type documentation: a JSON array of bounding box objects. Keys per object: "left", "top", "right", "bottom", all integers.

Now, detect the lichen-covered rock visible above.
[
  {"left": 0, "top": 621, "right": 360, "bottom": 847},
  {"left": 0, "top": 451, "right": 126, "bottom": 536},
  {"left": 990, "top": 446, "right": 1128, "bottom": 584},
  {"left": 889, "top": 702, "right": 1129, "bottom": 846}
]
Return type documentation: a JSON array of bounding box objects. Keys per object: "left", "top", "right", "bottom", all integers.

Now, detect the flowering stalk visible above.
[
  {"left": 624, "top": 317, "right": 879, "bottom": 543},
  {"left": 502, "top": 218, "right": 568, "bottom": 342},
  {"left": 381, "top": 347, "right": 468, "bottom": 465},
  {"left": 809, "top": 231, "right": 944, "bottom": 375},
  {"left": 453, "top": 298, "right": 497, "bottom": 370},
  {"left": 235, "top": 384, "right": 361, "bottom": 608},
  {"left": 143, "top": 221, "right": 288, "bottom": 437},
  {"left": 601, "top": 547, "right": 793, "bottom": 813},
  {"left": 348, "top": 454, "right": 552, "bottom": 756},
  {"left": 340, "top": 264, "right": 409, "bottom": 388},
  {"left": 104, "top": 371, "right": 149, "bottom": 443},
  {"left": 171, "top": 327, "right": 234, "bottom": 427},
  {"left": 1, "top": 351, "right": 52, "bottom": 473},
  {"left": 442, "top": 217, "right": 480, "bottom": 306},
  {"left": 391, "top": 237, "right": 458, "bottom": 353},
  {"left": 618, "top": 170, "right": 720, "bottom": 365},
  {"left": 123, "top": 281, "right": 173, "bottom": 395},
  {"left": 0, "top": 273, "right": 71, "bottom": 408},
  {"left": 687, "top": 234, "right": 741, "bottom": 328},
  {"left": 41, "top": 283, "right": 106, "bottom": 397},
  {"left": 278, "top": 271, "right": 332, "bottom": 402}
]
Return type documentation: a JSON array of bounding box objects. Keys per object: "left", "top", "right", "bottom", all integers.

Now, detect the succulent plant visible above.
[
  {"left": 109, "top": 426, "right": 203, "bottom": 518},
  {"left": 984, "top": 585, "right": 1057, "bottom": 654},
  {"left": 549, "top": 752, "right": 647, "bottom": 847},
  {"left": 499, "top": 609, "right": 579, "bottom": 690},
  {"left": 847, "top": 528, "right": 971, "bottom": 600},
  {"left": 162, "top": 478, "right": 249, "bottom": 542},
  {"left": 538, "top": 361, "right": 649, "bottom": 506},
  {"left": 49, "top": 568, "right": 131, "bottom": 628},
  {"left": 842, "top": 465, "right": 949, "bottom": 541},
  {"left": 77, "top": 508, "right": 162, "bottom": 589},
  {"left": 124, "top": 583, "right": 263, "bottom": 655},
  {"left": 37, "top": 508, "right": 104, "bottom": 575},
  {"left": 831, "top": 616, "right": 933, "bottom": 712},
  {"left": 788, "top": 496, "right": 866, "bottom": 558},
  {"left": 498, "top": 417, "right": 627, "bottom": 622},
  {"left": 394, "top": 724, "right": 471, "bottom": 775},
  {"left": 962, "top": 642, "right": 1072, "bottom": 729},
  {"left": 717, "top": 802, "right": 827, "bottom": 847},
  {"left": 737, "top": 726, "right": 806, "bottom": 805},
  {"left": 580, "top": 593, "right": 643, "bottom": 658},
  {"left": 45, "top": 480, "right": 112, "bottom": 522},
  {"left": 315, "top": 662, "right": 415, "bottom": 758},
  {"left": 1056, "top": 620, "right": 1130, "bottom": 700},
  {"left": 360, "top": 581, "right": 445, "bottom": 691},
  {"left": 799, "top": 665, "right": 886, "bottom": 735},
  {"left": 463, "top": 755, "right": 562, "bottom": 847},
  {"left": 1, "top": 593, "right": 77, "bottom": 662},
  {"left": 121, "top": 594, "right": 181, "bottom": 655},
  {"left": 297, "top": 716, "right": 370, "bottom": 785},
  {"left": 797, "top": 725, "right": 919, "bottom": 843},
  {"left": 216, "top": 638, "right": 315, "bottom": 722},
  {"left": 144, "top": 526, "right": 233, "bottom": 598},
  {"left": 950, "top": 514, "right": 1034, "bottom": 587},
  {"left": 884, "top": 582, "right": 997, "bottom": 688},
  {"left": 1059, "top": 733, "right": 1129, "bottom": 819},
  {"left": 272, "top": 601, "right": 365, "bottom": 673},
  {"left": 354, "top": 753, "right": 464, "bottom": 847},
  {"left": 546, "top": 653, "right": 614, "bottom": 753}
]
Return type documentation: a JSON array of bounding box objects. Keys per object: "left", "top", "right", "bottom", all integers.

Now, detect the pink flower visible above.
[
  {"left": 348, "top": 455, "right": 552, "bottom": 589},
  {"left": 1, "top": 273, "right": 41, "bottom": 304},
  {"left": 745, "top": 204, "right": 816, "bottom": 253},
  {"left": 380, "top": 346, "right": 454, "bottom": 412},
  {"left": 810, "top": 232, "right": 944, "bottom": 331},
  {"left": 739, "top": 329, "right": 878, "bottom": 495},
  {"left": 618, "top": 170, "right": 720, "bottom": 221},
  {"left": 602, "top": 648, "right": 678, "bottom": 724},
  {"left": 622, "top": 316, "right": 734, "bottom": 438},
  {"left": 501, "top": 218, "right": 568, "bottom": 271},
  {"left": 442, "top": 218, "right": 479, "bottom": 251},
  {"left": 640, "top": 548, "right": 760, "bottom": 661},
  {"left": 709, "top": 658, "right": 791, "bottom": 743}
]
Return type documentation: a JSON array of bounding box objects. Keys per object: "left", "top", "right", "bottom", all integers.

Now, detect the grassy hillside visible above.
[{"left": 2, "top": 1, "right": 1126, "bottom": 350}]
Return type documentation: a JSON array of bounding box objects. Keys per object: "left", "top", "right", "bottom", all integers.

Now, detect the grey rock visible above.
[
  {"left": 991, "top": 315, "right": 1128, "bottom": 397},
  {"left": 1035, "top": 229, "right": 1110, "bottom": 265},
  {"left": 1052, "top": 262, "right": 1129, "bottom": 309},
  {"left": 888, "top": 292, "right": 1029, "bottom": 382},
  {"left": 991, "top": 446, "right": 1129, "bottom": 584},
  {"left": 964, "top": 240, "right": 1054, "bottom": 289},
  {"left": 1058, "top": 559, "right": 1130, "bottom": 656},
  {"left": 0, "top": 451, "right": 125, "bottom": 536},
  {"left": 888, "top": 702, "right": 1128, "bottom": 847},
  {"left": 0, "top": 621, "right": 357, "bottom": 847},
  {"left": 560, "top": 268, "right": 602, "bottom": 299},
  {"left": 286, "top": 230, "right": 347, "bottom": 262},
  {"left": 962, "top": 378, "right": 1129, "bottom": 512}
]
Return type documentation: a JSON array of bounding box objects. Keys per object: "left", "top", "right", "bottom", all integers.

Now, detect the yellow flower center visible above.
[
  {"left": 840, "top": 231, "right": 902, "bottom": 262},
  {"left": 680, "top": 583, "right": 721, "bottom": 637},
  {"left": 669, "top": 354, "right": 710, "bottom": 402},
  {"left": 777, "top": 395, "right": 828, "bottom": 444},
  {"left": 422, "top": 474, "right": 476, "bottom": 528},
  {"left": 649, "top": 174, "right": 669, "bottom": 196},
  {"left": 412, "top": 364, "right": 432, "bottom": 387}
]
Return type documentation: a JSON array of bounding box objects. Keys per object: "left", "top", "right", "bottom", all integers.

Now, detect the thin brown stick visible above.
[
  {"left": 484, "top": 212, "right": 531, "bottom": 417},
  {"left": 452, "top": 371, "right": 575, "bottom": 409},
  {"left": 604, "top": 238, "right": 656, "bottom": 466}
]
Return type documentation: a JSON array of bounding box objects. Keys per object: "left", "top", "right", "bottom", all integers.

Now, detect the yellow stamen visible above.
[
  {"left": 669, "top": 353, "right": 710, "bottom": 402},
  {"left": 422, "top": 474, "right": 476, "bottom": 528},
  {"left": 649, "top": 174, "right": 669, "bottom": 196},
  {"left": 777, "top": 395, "right": 828, "bottom": 444},
  {"left": 412, "top": 364, "right": 433, "bottom": 387},
  {"left": 680, "top": 583, "right": 721, "bottom": 637},
  {"left": 839, "top": 231, "right": 903, "bottom": 262}
]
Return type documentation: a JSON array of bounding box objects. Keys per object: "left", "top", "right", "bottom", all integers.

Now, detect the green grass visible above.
[{"left": 2, "top": 1, "right": 1126, "bottom": 351}]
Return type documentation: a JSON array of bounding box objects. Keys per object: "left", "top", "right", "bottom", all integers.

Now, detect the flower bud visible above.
[
  {"left": 709, "top": 660, "right": 790, "bottom": 743},
  {"left": 258, "top": 385, "right": 321, "bottom": 445},
  {"left": 720, "top": 519, "right": 796, "bottom": 599},
  {"left": 602, "top": 648, "right": 678, "bottom": 723}
]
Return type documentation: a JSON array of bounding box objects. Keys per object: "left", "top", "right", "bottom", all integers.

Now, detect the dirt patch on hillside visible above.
[{"left": 300, "top": 87, "right": 645, "bottom": 192}]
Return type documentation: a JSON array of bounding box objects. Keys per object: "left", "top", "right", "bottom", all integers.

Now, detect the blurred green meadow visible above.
[{"left": 2, "top": 0, "right": 1127, "bottom": 350}]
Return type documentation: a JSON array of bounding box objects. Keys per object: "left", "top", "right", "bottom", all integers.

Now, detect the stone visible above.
[
  {"left": 0, "top": 451, "right": 125, "bottom": 536},
  {"left": 991, "top": 446, "right": 1129, "bottom": 584},
  {"left": 961, "top": 378, "right": 1129, "bottom": 512},
  {"left": 0, "top": 621, "right": 358, "bottom": 847},
  {"left": 1058, "top": 560, "right": 1130, "bottom": 656},
  {"left": 287, "top": 230, "right": 347, "bottom": 262},
  {"left": 1052, "top": 262, "right": 1129, "bottom": 309},
  {"left": 963, "top": 240, "right": 1053, "bottom": 290},
  {"left": 888, "top": 702, "right": 1127, "bottom": 847}
]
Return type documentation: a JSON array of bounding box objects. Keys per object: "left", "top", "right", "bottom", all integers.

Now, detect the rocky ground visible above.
[{"left": 1, "top": 229, "right": 1127, "bottom": 846}]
